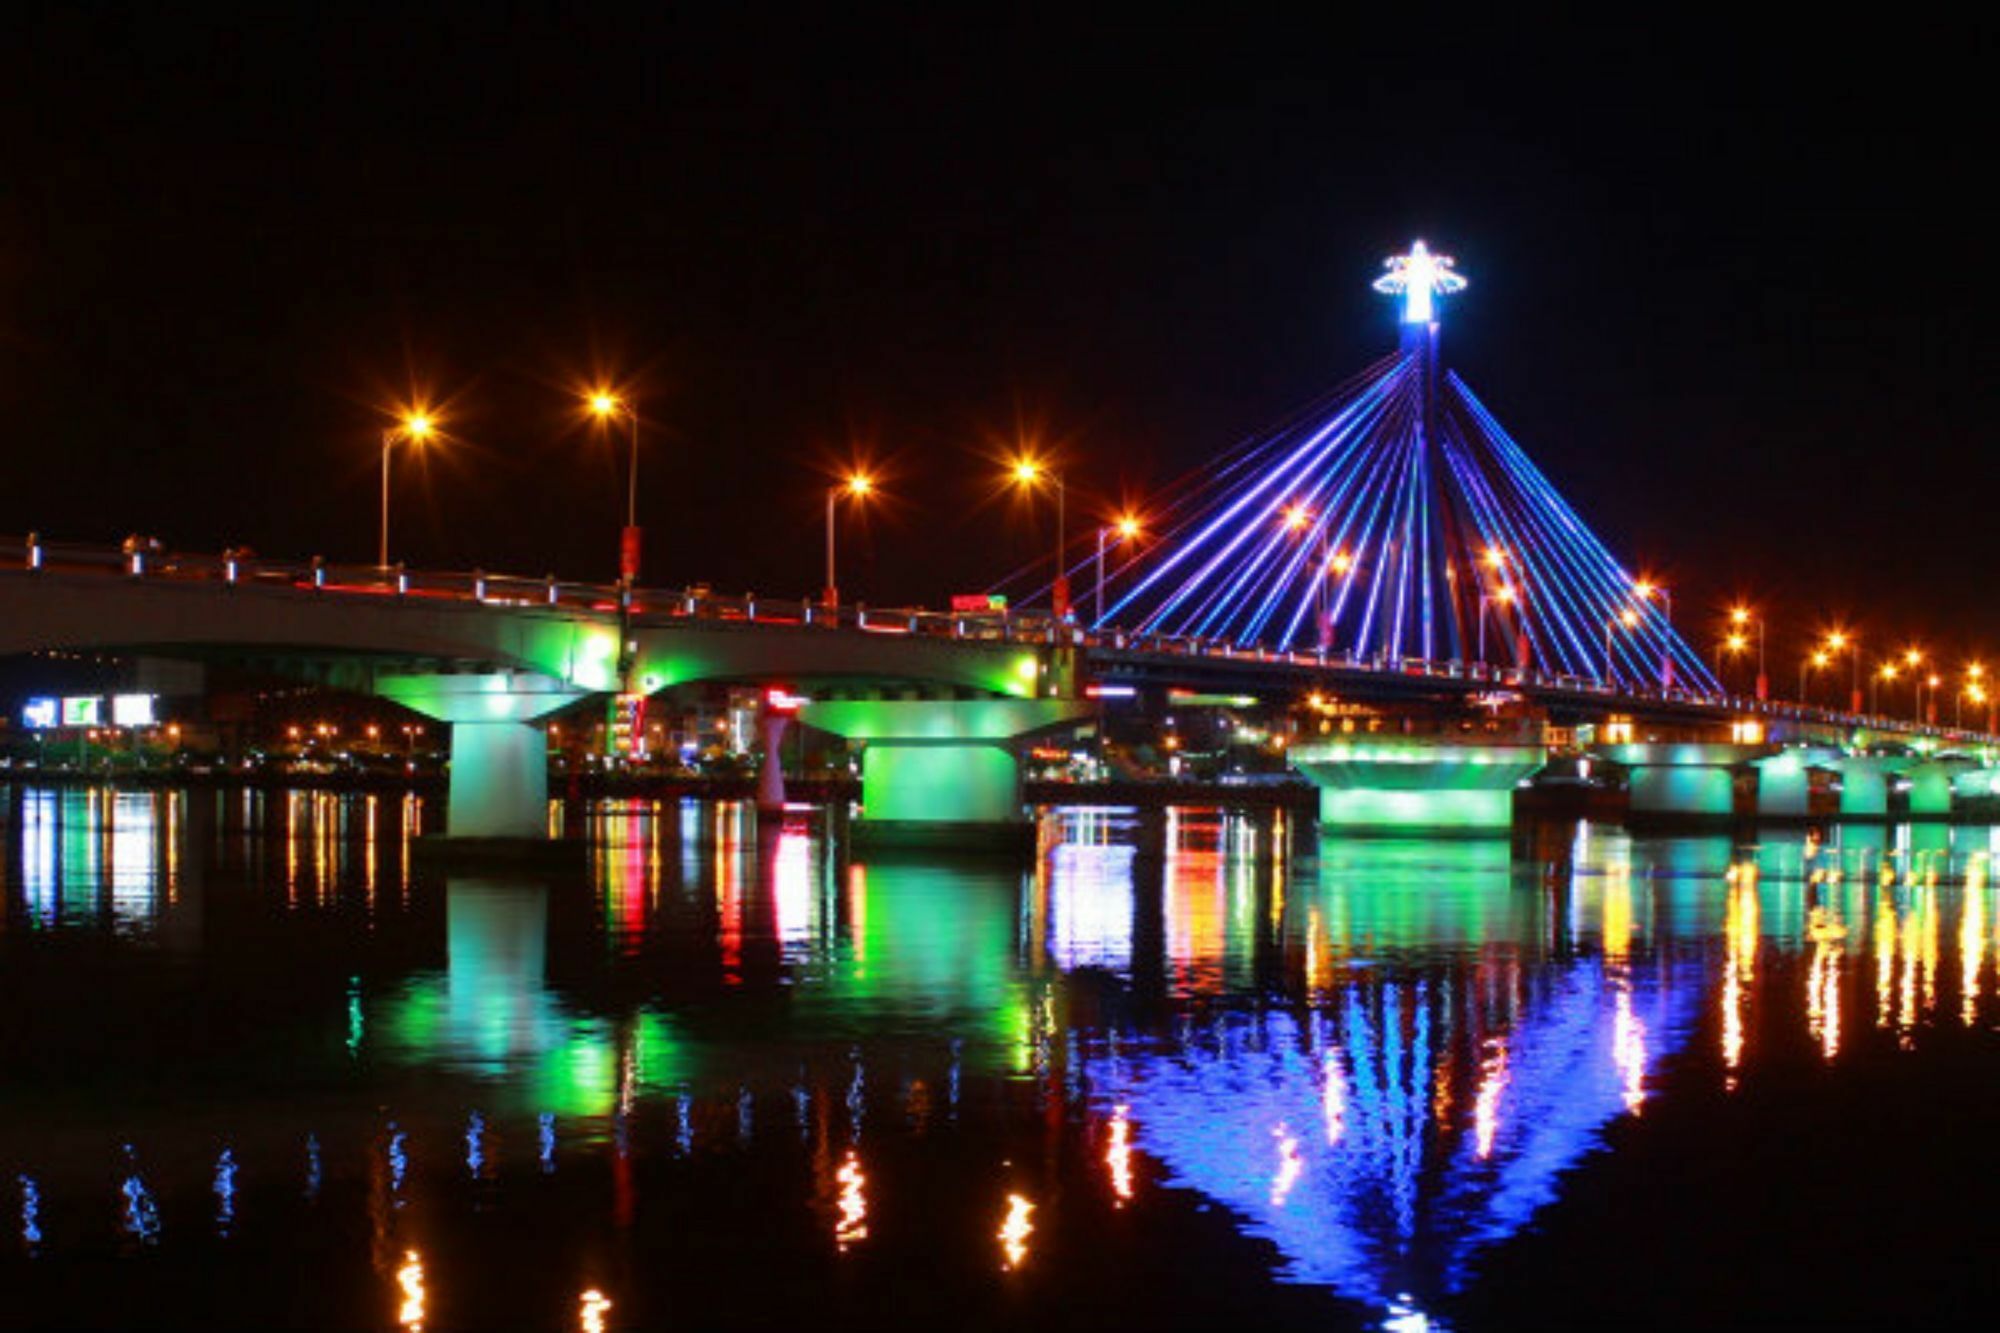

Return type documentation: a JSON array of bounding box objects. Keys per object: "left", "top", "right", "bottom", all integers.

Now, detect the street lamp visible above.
[
  {"left": 1326, "top": 547, "right": 1359, "bottom": 659},
  {"left": 1728, "top": 605, "right": 1768, "bottom": 701},
  {"left": 1800, "top": 649, "right": 1830, "bottom": 706},
  {"left": 1604, "top": 606, "right": 1641, "bottom": 686},
  {"left": 824, "top": 472, "right": 874, "bottom": 608},
  {"left": 1824, "top": 629, "right": 1861, "bottom": 713},
  {"left": 1280, "top": 503, "right": 1336, "bottom": 649},
  {"left": 586, "top": 390, "right": 644, "bottom": 583},
  {"left": 1967, "top": 669, "right": 1994, "bottom": 734},
  {"left": 1874, "top": 662, "right": 1898, "bottom": 716},
  {"left": 1010, "top": 457, "right": 1068, "bottom": 619},
  {"left": 1479, "top": 585, "right": 1515, "bottom": 666},
  {"left": 1904, "top": 647, "right": 1925, "bottom": 721},
  {"left": 1095, "top": 513, "right": 1142, "bottom": 626},
  {"left": 1475, "top": 547, "right": 1511, "bottom": 668},
  {"left": 380, "top": 410, "right": 435, "bottom": 569},
  {"left": 1634, "top": 578, "right": 1673, "bottom": 687},
  {"left": 1719, "top": 630, "right": 1749, "bottom": 689}
]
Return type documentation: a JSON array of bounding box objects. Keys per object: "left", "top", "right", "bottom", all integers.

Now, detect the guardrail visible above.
[{"left": 6, "top": 532, "right": 1991, "bottom": 747}]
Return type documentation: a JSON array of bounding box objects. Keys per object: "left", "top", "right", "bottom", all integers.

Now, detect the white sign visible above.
[{"left": 112, "top": 694, "right": 157, "bottom": 727}]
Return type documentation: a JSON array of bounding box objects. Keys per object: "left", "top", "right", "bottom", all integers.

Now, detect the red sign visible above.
[{"left": 951, "top": 593, "right": 1008, "bottom": 613}]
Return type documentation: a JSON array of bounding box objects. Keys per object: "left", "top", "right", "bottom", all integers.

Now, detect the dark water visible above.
[{"left": 4, "top": 787, "right": 2000, "bottom": 1330}]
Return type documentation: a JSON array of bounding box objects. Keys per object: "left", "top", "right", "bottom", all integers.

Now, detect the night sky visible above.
[{"left": 4, "top": 10, "right": 1995, "bottom": 663}]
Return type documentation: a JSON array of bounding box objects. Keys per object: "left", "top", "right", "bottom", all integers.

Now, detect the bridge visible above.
[{"left": 5, "top": 243, "right": 1993, "bottom": 846}]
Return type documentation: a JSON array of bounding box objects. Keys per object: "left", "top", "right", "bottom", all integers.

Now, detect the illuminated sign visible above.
[
  {"left": 112, "top": 694, "right": 157, "bottom": 727},
  {"left": 765, "top": 688, "right": 811, "bottom": 714},
  {"left": 1168, "top": 690, "right": 1258, "bottom": 707},
  {"left": 21, "top": 698, "right": 58, "bottom": 729},
  {"left": 609, "top": 693, "right": 646, "bottom": 758},
  {"left": 950, "top": 593, "right": 1008, "bottom": 613},
  {"left": 62, "top": 696, "right": 102, "bottom": 727}
]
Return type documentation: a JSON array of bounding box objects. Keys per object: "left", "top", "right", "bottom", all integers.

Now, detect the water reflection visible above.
[{"left": 10, "top": 786, "right": 2000, "bottom": 1328}]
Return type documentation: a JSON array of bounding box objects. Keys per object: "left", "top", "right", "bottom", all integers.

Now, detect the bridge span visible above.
[{"left": 5, "top": 537, "right": 1995, "bottom": 846}]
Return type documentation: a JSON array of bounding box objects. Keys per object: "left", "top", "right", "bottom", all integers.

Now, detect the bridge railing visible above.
[{"left": 6, "top": 532, "right": 1991, "bottom": 746}]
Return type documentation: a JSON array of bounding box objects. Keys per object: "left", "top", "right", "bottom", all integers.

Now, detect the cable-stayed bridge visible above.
[
  {"left": 1029, "top": 242, "right": 1711, "bottom": 694},
  {"left": 3, "top": 245, "right": 1994, "bottom": 847}
]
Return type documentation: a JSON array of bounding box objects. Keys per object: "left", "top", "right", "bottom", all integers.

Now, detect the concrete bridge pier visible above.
[
  {"left": 1751, "top": 748, "right": 1826, "bottom": 820},
  {"left": 799, "top": 698, "right": 1092, "bottom": 850},
  {"left": 1288, "top": 738, "right": 1548, "bottom": 835},
  {"left": 1909, "top": 759, "right": 1972, "bottom": 820},
  {"left": 1828, "top": 756, "right": 1903, "bottom": 821},
  {"left": 758, "top": 706, "right": 791, "bottom": 816},
  {"left": 377, "top": 672, "right": 588, "bottom": 851},
  {"left": 1601, "top": 743, "right": 1769, "bottom": 829}
]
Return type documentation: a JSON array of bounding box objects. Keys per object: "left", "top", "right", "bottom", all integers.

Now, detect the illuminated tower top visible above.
[{"left": 1373, "top": 240, "right": 1467, "bottom": 325}]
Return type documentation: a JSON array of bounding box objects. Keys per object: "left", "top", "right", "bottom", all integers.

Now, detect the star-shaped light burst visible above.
[{"left": 1373, "top": 240, "right": 1467, "bottom": 325}]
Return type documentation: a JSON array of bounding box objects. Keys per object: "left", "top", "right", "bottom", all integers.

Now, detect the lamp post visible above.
[
  {"left": 1476, "top": 547, "right": 1509, "bottom": 668},
  {"left": 1281, "top": 503, "right": 1336, "bottom": 650},
  {"left": 1799, "top": 650, "right": 1830, "bottom": 706},
  {"left": 1904, "top": 647, "right": 1925, "bottom": 722},
  {"left": 1718, "top": 631, "right": 1749, "bottom": 692},
  {"left": 1095, "top": 514, "right": 1142, "bottom": 626},
  {"left": 824, "top": 473, "right": 874, "bottom": 608},
  {"left": 1633, "top": 579, "right": 1673, "bottom": 689},
  {"left": 1479, "top": 586, "right": 1515, "bottom": 667},
  {"left": 1824, "top": 630, "right": 1861, "bottom": 714},
  {"left": 1327, "top": 549, "right": 1358, "bottom": 658},
  {"left": 1729, "top": 606, "right": 1768, "bottom": 701},
  {"left": 587, "top": 391, "right": 643, "bottom": 584},
  {"left": 379, "top": 411, "right": 435, "bottom": 569},
  {"left": 1969, "top": 676, "right": 1995, "bottom": 734},
  {"left": 1874, "top": 663, "right": 1897, "bottom": 716},
  {"left": 1010, "top": 458, "right": 1068, "bottom": 619},
  {"left": 1604, "top": 607, "right": 1640, "bottom": 687}
]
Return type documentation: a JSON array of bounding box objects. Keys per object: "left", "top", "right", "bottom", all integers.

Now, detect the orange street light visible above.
[
  {"left": 1478, "top": 583, "right": 1517, "bottom": 663},
  {"left": 1823, "top": 628, "right": 1861, "bottom": 712},
  {"left": 1800, "top": 649, "right": 1831, "bottom": 704},
  {"left": 584, "top": 387, "right": 645, "bottom": 583},
  {"left": 381, "top": 408, "right": 438, "bottom": 568},
  {"left": 1278, "top": 504, "right": 1335, "bottom": 649},
  {"left": 825, "top": 472, "right": 877, "bottom": 608},
  {"left": 1727, "top": 605, "right": 1767, "bottom": 699},
  {"left": 1008, "top": 456, "right": 1068, "bottom": 618},
  {"left": 1096, "top": 512, "right": 1145, "bottom": 625}
]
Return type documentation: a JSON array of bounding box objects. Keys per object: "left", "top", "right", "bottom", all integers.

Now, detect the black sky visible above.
[{"left": 4, "top": 8, "right": 1995, "bottom": 661}]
